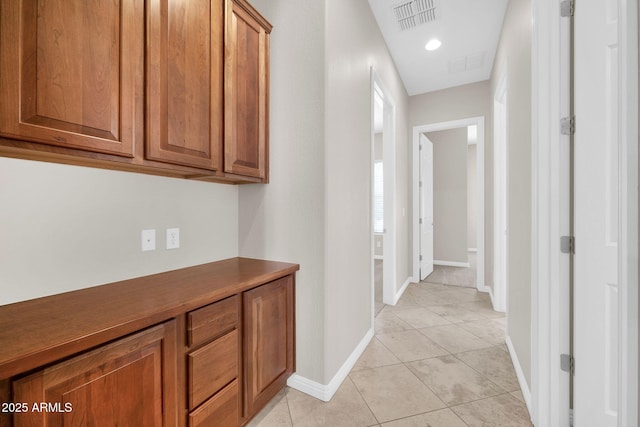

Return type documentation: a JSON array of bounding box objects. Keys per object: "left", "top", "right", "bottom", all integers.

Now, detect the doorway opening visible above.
[{"left": 412, "top": 117, "right": 486, "bottom": 293}]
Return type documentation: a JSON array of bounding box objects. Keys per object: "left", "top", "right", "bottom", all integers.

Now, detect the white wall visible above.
[
  {"left": 240, "top": 0, "right": 409, "bottom": 387},
  {"left": 0, "top": 157, "right": 238, "bottom": 305},
  {"left": 409, "top": 81, "right": 493, "bottom": 284},
  {"left": 490, "top": 0, "right": 532, "bottom": 386},
  {"left": 427, "top": 128, "right": 468, "bottom": 264},
  {"left": 237, "top": 0, "right": 327, "bottom": 384},
  {"left": 324, "top": 0, "right": 410, "bottom": 381},
  {"left": 468, "top": 143, "right": 478, "bottom": 250}
]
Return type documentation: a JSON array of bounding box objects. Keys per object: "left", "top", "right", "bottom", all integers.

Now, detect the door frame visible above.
[
  {"left": 493, "top": 73, "right": 508, "bottom": 313},
  {"left": 370, "top": 68, "right": 397, "bottom": 315},
  {"left": 419, "top": 133, "right": 434, "bottom": 280},
  {"left": 531, "top": 0, "right": 638, "bottom": 425},
  {"left": 411, "top": 116, "right": 485, "bottom": 292}
]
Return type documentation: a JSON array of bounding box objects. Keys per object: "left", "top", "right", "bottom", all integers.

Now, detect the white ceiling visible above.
[{"left": 367, "top": 0, "right": 509, "bottom": 96}]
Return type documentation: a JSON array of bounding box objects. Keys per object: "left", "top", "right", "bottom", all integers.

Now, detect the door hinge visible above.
[
  {"left": 419, "top": 181, "right": 422, "bottom": 188},
  {"left": 561, "top": 116, "right": 576, "bottom": 135},
  {"left": 560, "top": 235, "right": 575, "bottom": 254},
  {"left": 419, "top": 144, "right": 423, "bottom": 151},
  {"left": 560, "top": 353, "right": 575, "bottom": 375},
  {"left": 419, "top": 255, "right": 423, "bottom": 261},
  {"left": 560, "top": 0, "right": 574, "bottom": 17},
  {"left": 419, "top": 218, "right": 423, "bottom": 225}
]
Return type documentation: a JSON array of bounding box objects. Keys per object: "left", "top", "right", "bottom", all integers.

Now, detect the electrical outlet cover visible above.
[{"left": 166, "top": 228, "right": 180, "bottom": 249}]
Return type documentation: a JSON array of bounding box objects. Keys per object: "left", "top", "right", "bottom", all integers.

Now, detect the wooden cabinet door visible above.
[
  {"left": 146, "top": 0, "right": 223, "bottom": 170},
  {"left": 225, "top": 0, "right": 271, "bottom": 180},
  {"left": 12, "top": 321, "right": 179, "bottom": 427},
  {"left": 0, "top": 0, "right": 143, "bottom": 157},
  {"left": 243, "top": 275, "right": 294, "bottom": 418},
  {"left": 189, "top": 380, "right": 239, "bottom": 427}
]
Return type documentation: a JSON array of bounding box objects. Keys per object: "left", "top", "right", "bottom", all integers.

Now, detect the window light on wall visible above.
[{"left": 374, "top": 161, "right": 384, "bottom": 233}]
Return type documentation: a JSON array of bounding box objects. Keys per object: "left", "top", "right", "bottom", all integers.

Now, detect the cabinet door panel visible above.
[
  {"left": 189, "top": 380, "right": 239, "bottom": 427},
  {"left": 0, "top": 0, "right": 143, "bottom": 156},
  {"left": 12, "top": 321, "right": 178, "bottom": 427},
  {"left": 243, "top": 276, "right": 294, "bottom": 417},
  {"left": 188, "top": 330, "right": 238, "bottom": 410},
  {"left": 225, "top": 1, "right": 270, "bottom": 179},
  {"left": 188, "top": 295, "right": 239, "bottom": 347},
  {"left": 146, "top": 0, "right": 223, "bottom": 170}
]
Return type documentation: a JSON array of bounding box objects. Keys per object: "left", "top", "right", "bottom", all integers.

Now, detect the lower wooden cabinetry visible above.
[
  {"left": 0, "top": 258, "right": 298, "bottom": 427},
  {"left": 12, "top": 321, "right": 178, "bottom": 427},
  {"left": 243, "top": 276, "right": 295, "bottom": 418},
  {"left": 189, "top": 380, "right": 239, "bottom": 427}
]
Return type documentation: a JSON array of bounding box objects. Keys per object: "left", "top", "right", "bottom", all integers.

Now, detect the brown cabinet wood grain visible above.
[
  {"left": 225, "top": 0, "right": 271, "bottom": 180},
  {"left": 0, "top": 0, "right": 273, "bottom": 183},
  {"left": 188, "top": 330, "right": 238, "bottom": 410},
  {"left": 0, "top": 0, "right": 144, "bottom": 157},
  {"left": 0, "top": 259, "right": 297, "bottom": 426},
  {"left": 188, "top": 295, "right": 239, "bottom": 347},
  {"left": 146, "top": 0, "right": 224, "bottom": 170},
  {"left": 189, "top": 380, "right": 239, "bottom": 427},
  {"left": 12, "top": 321, "right": 178, "bottom": 427},
  {"left": 243, "top": 275, "right": 295, "bottom": 418}
]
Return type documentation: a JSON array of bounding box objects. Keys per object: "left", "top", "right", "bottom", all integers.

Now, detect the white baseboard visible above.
[
  {"left": 390, "top": 276, "right": 412, "bottom": 305},
  {"left": 506, "top": 335, "right": 533, "bottom": 418},
  {"left": 484, "top": 284, "right": 495, "bottom": 302},
  {"left": 434, "top": 260, "right": 471, "bottom": 268},
  {"left": 287, "top": 328, "right": 374, "bottom": 402},
  {"left": 468, "top": 248, "right": 478, "bottom": 253}
]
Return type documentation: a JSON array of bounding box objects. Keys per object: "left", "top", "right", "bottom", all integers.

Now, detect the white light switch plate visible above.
[{"left": 141, "top": 229, "right": 156, "bottom": 251}]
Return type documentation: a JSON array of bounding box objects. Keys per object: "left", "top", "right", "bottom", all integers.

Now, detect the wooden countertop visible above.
[{"left": 0, "top": 257, "right": 299, "bottom": 380}]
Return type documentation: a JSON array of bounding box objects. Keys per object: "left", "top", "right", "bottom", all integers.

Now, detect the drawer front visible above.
[
  {"left": 189, "top": 380, "right": 239, "bottom": 427},
  {"left": 189, "top": 329, "right": 238, "bottom": 410},
  {"left": 188, "top": 295, "right": 238, "bottom": 347}
]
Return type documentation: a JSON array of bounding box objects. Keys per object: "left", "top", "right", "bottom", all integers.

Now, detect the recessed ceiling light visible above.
[{"left": 425, "top": 39, "right": 442, "bottom": 51}]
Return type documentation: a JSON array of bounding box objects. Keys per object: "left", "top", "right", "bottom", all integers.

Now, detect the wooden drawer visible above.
[
  {"left": 189, "top": 379, "right": 239, "bottom": 427},
  {"left": 188, "top": 295, "right": 238, "bottom": 347},
  {"left": 188, "top": 329, "right": 238, "bottom": 410}
]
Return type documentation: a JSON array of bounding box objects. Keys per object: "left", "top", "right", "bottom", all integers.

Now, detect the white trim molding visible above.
[
  {"left": 618, "top": 0, "right": 639, "bottom": 424},
  {"left": 287, "top": 328, "right": 374, "bottom": 402},
  {"left": 390, "top": 276, "right": 413, "bottom": 306},
  {"left": 531, "top": 0, "right": 570, "bottom": 425},
  {"left": 433, "top": 260, "right": 471, "bottom": 268},
  {"left": 506, "top": 336, "right": 533, "bottom": 418}
]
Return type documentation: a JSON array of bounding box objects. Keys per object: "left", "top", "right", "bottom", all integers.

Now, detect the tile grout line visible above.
[
  {"left": 346, "top": 374, "right": 382, "bottom": 425},
  {"left": 266, "top": 281, "right": 524, "bottom": 427}
]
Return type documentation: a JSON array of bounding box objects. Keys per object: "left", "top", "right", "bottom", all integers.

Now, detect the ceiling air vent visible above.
[
  {"left": 448, "top": 52, "right": 487, "bottom": 74},
  {"left": 394, "top": 0, "right": 438, "bottom": 31}
]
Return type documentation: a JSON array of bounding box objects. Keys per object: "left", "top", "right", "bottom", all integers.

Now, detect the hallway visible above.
[{"left": 249, "top": 280, "right": 532, "bottom": 426}]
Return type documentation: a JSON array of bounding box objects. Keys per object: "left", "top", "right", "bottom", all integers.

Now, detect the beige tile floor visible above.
[{"left": 248, "top": 280, "right": 533, "bottom": 427}]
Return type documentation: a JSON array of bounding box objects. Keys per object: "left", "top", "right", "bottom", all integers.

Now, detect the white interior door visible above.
[
  {"left": 574, "top": 0, "right": 620, "bottom": 425},
  {"left": 420, "top": 134, "right": 434, "bottom": 280}
]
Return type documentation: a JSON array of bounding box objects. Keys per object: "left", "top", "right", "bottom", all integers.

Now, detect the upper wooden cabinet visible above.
[
  {"left": 146, "top": 0, "right": 224, "bottom": 170},
  {"left": 0, "top": 0, "right": 144, "bottom": 157},
  {"left": 225, "top": 0, "right": 272, "bottom": 180},
  {"left": 0, "top": 0, "right": 272, "bottom": 183}
]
